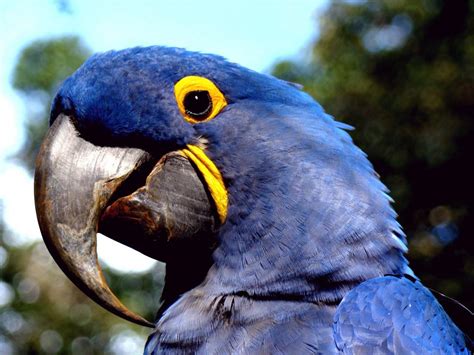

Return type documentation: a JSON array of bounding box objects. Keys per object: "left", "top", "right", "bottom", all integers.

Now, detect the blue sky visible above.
[{"left": 0, "top": 0, "right": 327, "bottom": 272}]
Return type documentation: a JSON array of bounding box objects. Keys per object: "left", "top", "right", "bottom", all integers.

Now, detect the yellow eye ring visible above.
[{"left": 174, "top": 76, "right": 227, "bottom": 124}]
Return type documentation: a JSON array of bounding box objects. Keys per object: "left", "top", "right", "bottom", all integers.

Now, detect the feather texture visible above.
[
  {"left": 49, "top": 46, "right": 470, "bottom": 354},
  {"left": 334, "top": 275, "right": 471, "bottom": 354}
]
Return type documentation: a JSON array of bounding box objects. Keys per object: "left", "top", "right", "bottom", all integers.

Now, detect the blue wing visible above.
[{"left": 333, "top": 275, "right": 471, "bottom": 354}]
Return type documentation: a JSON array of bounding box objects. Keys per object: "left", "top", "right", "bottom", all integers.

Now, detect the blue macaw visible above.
[{"left": 34, "top": 46, "right": 472, "bottom": 354}]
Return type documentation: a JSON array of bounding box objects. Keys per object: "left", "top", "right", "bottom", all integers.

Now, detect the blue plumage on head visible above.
[{"left": 51, "top": 46, "right": 408, "bottom": 303}]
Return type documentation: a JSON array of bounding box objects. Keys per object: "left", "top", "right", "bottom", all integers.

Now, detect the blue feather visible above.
[
  {"left": 334, "top": 275, "right": 470, "bottom": 354},
  {"left": 51, "top": 46, "right": 470, "bottom": 353}
]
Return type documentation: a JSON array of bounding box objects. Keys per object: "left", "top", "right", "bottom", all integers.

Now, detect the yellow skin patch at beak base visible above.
[{"left": 181, "top": 145, "right": 228, "bottom": 223}]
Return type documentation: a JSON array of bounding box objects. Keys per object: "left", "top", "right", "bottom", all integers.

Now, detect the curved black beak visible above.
[
  {"left": 35, "top": 115, "right": 155, "bottom": 327},
  {"left": 35, "top": 114, "right": 220, "bottom": 327}
]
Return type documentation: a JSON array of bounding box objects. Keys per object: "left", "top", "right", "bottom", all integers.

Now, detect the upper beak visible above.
[{"left": 34, "top": 114, "right": 219, "bottom": 327}]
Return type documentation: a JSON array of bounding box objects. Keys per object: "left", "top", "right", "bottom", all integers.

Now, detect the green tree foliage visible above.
[
  {"left": 0, "top": 236, "right": 164, "bottom": 353},
  {"left": 1, "top": 36, "right": 164, "bottom": 354},
  {"left": 12, "top": 36, "right": 91, "bottom": 171},
  {"left": 13, "top": 37, "right": 88, "bottom": 94},
  {"left": 273, "top": 0, "right": 473, "bottom": 334}
]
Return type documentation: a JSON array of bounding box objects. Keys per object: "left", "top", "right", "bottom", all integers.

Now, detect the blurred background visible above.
[{"left": 0, "top": 0, "right": 472, "bottom": 353}]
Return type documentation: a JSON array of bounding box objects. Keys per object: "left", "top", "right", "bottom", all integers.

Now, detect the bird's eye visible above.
[
  {"left": 174, "top": 76, "right": 227, "bottom": 124},
  {"left": 183, "top": 90, "right": 212, "bottom": 120}
]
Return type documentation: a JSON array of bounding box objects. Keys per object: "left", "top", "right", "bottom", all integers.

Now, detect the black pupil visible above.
[{"left": 183, "top": 90, "right": 212, "bottom": 120}]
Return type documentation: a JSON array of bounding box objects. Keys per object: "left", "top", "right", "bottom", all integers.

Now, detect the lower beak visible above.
[{"left": 34, "top": 114, "right": 218, "bottom": 327}]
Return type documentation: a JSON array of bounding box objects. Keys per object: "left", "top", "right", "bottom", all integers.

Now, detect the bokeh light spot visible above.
[{"left": 40, "top": 330, "right": 63, "bottom": 354}]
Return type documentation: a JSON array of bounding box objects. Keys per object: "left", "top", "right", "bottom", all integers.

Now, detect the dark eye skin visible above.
[{"left": 183, "top": 90, "right": 213, "bottom": 120}]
